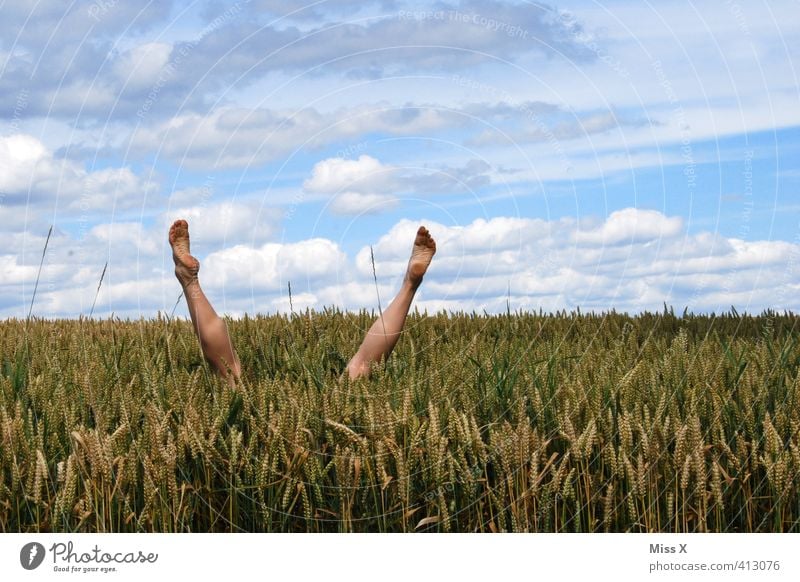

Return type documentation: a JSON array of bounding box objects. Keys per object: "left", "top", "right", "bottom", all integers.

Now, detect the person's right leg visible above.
[
  {"left": 169, "top": 219, "right": 241, "bottom": 383},
  {"left": 346, "top": 226, "right": 436, "bottom": 380}
]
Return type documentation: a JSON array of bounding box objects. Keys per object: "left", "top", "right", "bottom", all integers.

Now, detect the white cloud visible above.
[
  {"left": 302, "top": 154, "right": 494, "bottom": 215},
  {"left": 350, "top": 209, "right": 798, "bottom": 314},
  {"left": 39, "top": 276, "right": 166, "bottom": 317},
  {"left": 113, "top": 42, "right": 172, "bottom": 89},
  {"left": 2, "top": 0, "right": 797, "bottom": 323},
  {"left": 0, "top": 133, "right": 158, "bottom": 212},
  {"left": 89, "top": 221, "right": 160, "bottom": 257},
  {"left": 80, "top": 167, "right": 159, "bottom": 212},
  {"left": 355, "top": 216, "right": 553, "bottom": 278},
  {"left": 304, "top": 155, "right": 396, "bottom": 194},
  {"left": 0, "top": 134, "right": 49, "bottom": 191},
  {"left": 202, "top": 238, "right": 348, "bottom": 293},
  {"left": 305, "top": 155, "right": 400, "bottom": 214},
  {"left": 1, "top": 208, "right": 797, "bottom": 318},
  {"left": 0, "top": 254, "right": 39, "bottom": 286},
  {"left": 575, "top": 208, "right": 683, "bottom": 245},
  {"left": 164, "top": 201, "right": 281, "bottom": 248}
]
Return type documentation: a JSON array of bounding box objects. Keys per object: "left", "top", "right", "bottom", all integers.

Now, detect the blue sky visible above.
[{"left": 1, "top": 0, "right": 798, "bottom": 318}]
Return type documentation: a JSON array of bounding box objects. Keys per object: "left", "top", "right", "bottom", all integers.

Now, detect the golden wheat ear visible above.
[{"left": 6, "top": 309, "right": 797, "bottom": 532}]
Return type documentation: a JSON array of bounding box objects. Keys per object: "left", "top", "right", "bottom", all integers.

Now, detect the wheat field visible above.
[{"left": 1, "top": 309, "right": 798, "bottom": 532}]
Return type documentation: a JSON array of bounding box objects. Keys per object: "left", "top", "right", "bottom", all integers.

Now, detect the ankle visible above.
[
  {"left": 181, "top": 278, "right": 201, "bottom": 295},
  {"left": 404, "top": 275, "right": 422, "bottom": 291}
]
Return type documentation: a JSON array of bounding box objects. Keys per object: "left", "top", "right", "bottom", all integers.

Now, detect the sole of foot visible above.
[
  {"left": 169, "top": 219, "right": 200, "bottom": 288},
  {"left": 407, "top": 225, "right": 436, "bottom": 287}
]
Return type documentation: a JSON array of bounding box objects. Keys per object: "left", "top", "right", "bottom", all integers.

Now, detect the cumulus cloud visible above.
[
  {"left": 304, "top": 155, "right": 399, "bottom": 213},
  {"left": 163, "top": 200, "right": 282, "bottom": 248},
  {"left": 355, "top": 210, "right": 799, "bottom": 314},
  {"left": 0, "top": 254, "right": 40, "bottom": 287},
  {"left": 355, "top": 215, "right": 550, "bottom": 277},
  {"left": 5, "top": 207, "right": 792, "bottom": 319},
  {"left": 574, "top": 208, "right": 683, "bottom": 245},
  {"left": 89, "top": 222, "right": 160, "bottom": 257},
  {"left": 303, "top": 154, "right": 494, "bottom": 215},
  {"left": 3, "top": 1, "right": 797, "bottom": 324},
  {"left": 0, "top": 134, "right": 49, "bottom": 193},
  {"left": 0, "top": 198, "right": 283, "bottom": 317},
  {"left": 0, "top": 133, "right": 159, "bottom": 215},
  {"left": 202, "top": 238, "right": 348, "bottom": 294},
  {"left": 304, "top": 155, "right": 396, "bottom": 193}
]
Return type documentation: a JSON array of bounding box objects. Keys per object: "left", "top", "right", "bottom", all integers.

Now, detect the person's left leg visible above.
[
  {"left": 169, "top": 219, "right": 241, "bottom": 383},
  {"left": 346, "top": 226, "right": 436, "bottom": 380}
]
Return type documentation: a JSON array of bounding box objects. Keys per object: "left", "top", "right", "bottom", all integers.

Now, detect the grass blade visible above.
[
  {"left": 88, "top": 261, "right": 108, "bottom": 318},
  {"left": 27, "top": 225, "right": 53, "bottom": 321}
]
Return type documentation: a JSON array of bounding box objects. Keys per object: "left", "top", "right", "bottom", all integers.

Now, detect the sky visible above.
[{"left": 1, "top": 0, "right": 798, "bottom": 319}]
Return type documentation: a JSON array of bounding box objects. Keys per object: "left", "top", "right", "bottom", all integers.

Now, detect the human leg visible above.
[
  {"left": 169, "top": 219, "right": 241, "bottom": 382},
  {"left": 346, "top": 226, "right": 436, "bottom": 379}
]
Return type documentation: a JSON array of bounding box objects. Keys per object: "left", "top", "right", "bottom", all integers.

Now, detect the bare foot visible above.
[
  {"left": 406, "top": 226, "right": 436, "bottom": 288},
  {"left": 169, "top": 219, "right": 200, "bottom": 288}
]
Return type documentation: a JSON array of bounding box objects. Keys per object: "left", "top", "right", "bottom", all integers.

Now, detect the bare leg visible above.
[
  {"left": 169, "top": 219, "right": 241, "bottom": 382},
  {"left": 346, "top": 226, "right": 436, "bottom": 380}
]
